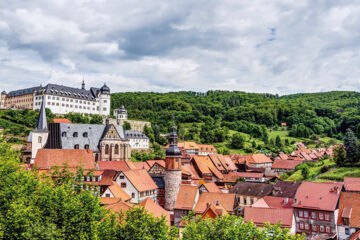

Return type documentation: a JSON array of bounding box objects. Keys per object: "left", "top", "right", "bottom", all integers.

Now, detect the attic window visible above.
[
  {"left": 73, "top": 132, "right": 78, "bottom": 137},
  {"left": 62, "top": 132, "right": 67, "bottom": 137},
  {"left": 83, "top": 132, "right": 88, "bottom": 137},
  {"left": 74, "top": 144, "right": 79, "bottom": 149}
]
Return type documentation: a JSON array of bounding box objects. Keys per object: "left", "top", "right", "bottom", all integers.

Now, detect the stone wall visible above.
[
  {"left": 164, "top": 170, "right": 182, "bottom": 210},
  {"left": 107, "top": 118, "right": 151, "bottom": 133}
]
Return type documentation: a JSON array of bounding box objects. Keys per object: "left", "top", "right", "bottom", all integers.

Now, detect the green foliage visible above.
[
  {"left": 181, "top": 215, "right": 304, "bottom": 240},
  {"left": 90, "top": 114, "right": 103, "bottom": 124},
  {"left": 123, "top": 121, "right": 131, "bottom": 130},
  {"left": 231, "top": 133, "right": 247, "bottom": 149},
  {"left": 334, "top": 146, "right": 346, "bottom": 167},
  {"left": 301, "top": 165, "right": 310, "bottom": 180},
  {"left": 131, "top": 150, "right": 165, "bottom": 162},
  {"left": 344, "top": 128, "right": 358, "bottom": 164}
]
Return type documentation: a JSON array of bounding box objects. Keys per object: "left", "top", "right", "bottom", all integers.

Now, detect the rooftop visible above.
[
  {"left": 140, "top": 198, "right": 170, "bottom": 225},
  {"left": 122, "top": 169, "right": 158, "bottom": 192},
  {"left": 194, "top": 192, "right": 236, "bottom": 214},
  {"left": 338, "top": 192, "right": 360, "bottom": 228},
  {"left": 174, "top": 185, "right": 199, "bottom": 210},
  {"left": 244, "top": 207, "right": 293, "bottom": 228},
  {"left": 229, "top": 182, "right": 273, "bottom": 197}
]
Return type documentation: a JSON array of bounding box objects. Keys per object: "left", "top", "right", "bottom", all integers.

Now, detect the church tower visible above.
[
  {"left": 31, "top": 99, "right": 49, "bottom": 162},
  {"left": 164, "top": 120, "right": 182, "bottom": 211}
]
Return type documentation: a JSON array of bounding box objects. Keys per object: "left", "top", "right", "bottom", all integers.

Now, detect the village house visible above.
[
  {"left": 191, "top": 155, "right": 224, "bottom": 182},
  {"left": 272, "top": 181, "right": 301, "bottom": 199},
  {"left": 209, "top": 154, "right": 237, "bottom": 173},
  {"left": 147, "top": 160, "right": 166, "bottom": 176},
  {"left": 101, "top": 181, "right": 131, "bottom": 202},
  {"left": 199, "top": 182, "right": 222, "bottom": 194},
  {"left": 198, "top": 144, "right": 217, "bottom": 156},
  {"left": 100, "top": 198, "right": 133, "bottom": 214},
  {"left": 194, "top": 192, "right": 237, "bottom": 215},
  {"left": 173, "top": 185, "right": 199, "bottom": 226},
  {"left": 337, "top": 192, "right": 360, "bottom": 240},
  {"left": 292, "top": 181, "right": 343, "bottom": 239},
  {"left": 246, "top": 154, "right": 273, "bottom": 169},
  {"left": 115, "top": 169, "right": 158, "bottom": 204},
  {"left": 344, "top": 177, "right": 360, "bottom": 193},
  {"left": 223, "top": 171, "right": 267, "bottom": 184},
  {"left": 271, "top": 159, "right": 303, "bottom": 174},
  {"left": 140, "top": 198, "right": 171, "bottom": 226}
]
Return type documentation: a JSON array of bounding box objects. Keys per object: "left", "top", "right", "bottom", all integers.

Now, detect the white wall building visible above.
[
  {"left": 125, "top": 130, "right": 149, "bottom": 150},
  {"left": 30, "top": 81, "right": 111, "bottom": 116}
]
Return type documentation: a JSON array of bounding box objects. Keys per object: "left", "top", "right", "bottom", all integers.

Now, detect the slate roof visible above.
[
  {"left": 272, "top": 181, "right": 301, "bottom": 198},
  {"left": 152, "top": 176, "right": 165, "bottom": 189},
  {"left": 125, "top": 130, "right": 148, "bottom": 139},
  {"left": 35, "top": 84, "right": 102, "bottom": 101},
  {"left": 34, "top": 100, "right": 48, "bottom": 132},
  {"left": 7, "top": 86, "right": 41, "bottom": 97},
  {"left": 229, "top": 182, "right": 273, "bottom": 197}
]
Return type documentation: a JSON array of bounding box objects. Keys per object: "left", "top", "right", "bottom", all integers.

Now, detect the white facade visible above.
[
  {"left": 338, "top": 225, "right": 358, "bottom": 240},
  {"left": 31, "top": 131, "right": 48, "bottom": 161},
  {"left": 98, "top": 92, "right": 111, "bottom": 116},
  {"left": 128, "top": 138, "right": 149, "bottom": 149}
]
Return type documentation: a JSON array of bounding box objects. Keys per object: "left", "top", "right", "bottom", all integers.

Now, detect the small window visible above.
[
  {"left": 298, "top": 210, "right": 303, "bottom": 218},
  {"left": 131, "top": 193, "right": 135, "bottom": 198},
  {"left": 84, "top": 144, "right": 89, "bottom": 150},
  {"left": 73, "top": 132, "right": 78, "bottom": 137},
  {"left": 319, "top": 225, "right": 324, "bottom": 233},
  {"left": 121, "top": 182, "right": 126, "bottom": 188},
  {"left": 83, "top": 132, "right": 88, "bottom": 137},
  {"left": 120, "top": 175, "right": 124, "bottom": 179},
  {"left": 299, "top": 222, "right": 304, "bottom": 230},
  {"left": 62, "top": 132, "right": 67, "bottom": 137},
  {"left": 305, "top": 223, "right": 309, "bottom": 230},
  {"left": 105, "top": 193, "right": 111, "bottom": 197},
  {"left": 105, "top": 144, "right": 109, "bottom": 154},
  {"left": 319, "top": 213, "right": 324, "bottom": 220},
  {"left": 312, "top": 224, "right": 317, "bottom": 232},
  {"left": 304, "top": 211, "right": 309, "bottom": 218},
  {"left": 38, "top": 136, "right": 42, "bottom": 143},
  {"left": 345, "top": 228, "right": 350, "bottom": 235},
  {"left": 311, "top": 212, "right": 316, "bottom": 219},
  {"left": 326, "top": 226, "right": 331, "bottom": 233},
  {"left": 325, "top": 213, "right": 330, "bottom": 221},
  {"left": 74, "top": 144, "right": 79, "bottom": 149}
]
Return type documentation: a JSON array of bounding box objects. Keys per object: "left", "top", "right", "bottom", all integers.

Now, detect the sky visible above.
[{"left": 0, "top": 0, "right": 360, "bottom": 95}]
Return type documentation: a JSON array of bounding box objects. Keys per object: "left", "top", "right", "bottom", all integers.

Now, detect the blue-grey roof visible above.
[
  {"left": 34, "top": 100, "right": 48, "bottom": 132},
  {"left": 59, "top": 123, "right": 126, "bottom": 152},
  {"left": 125, "top": 130, "right": 148, "bottom": 139},
  {"left": 152, "top": 177, "right": 165, "bottom": 188},
  {"left": 38, "top": 83, "right": 99, "bottom": 101},
  {"left": 27, "top": 132, "right": 32, "bottom": 143},
  {"left": 7, "top": 86, "right": 41, "bottom": 97}
]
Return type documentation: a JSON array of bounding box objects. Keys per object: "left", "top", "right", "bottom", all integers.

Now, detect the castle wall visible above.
[{"left": 164, "top": 169, "right": 182, "bottom": 210}]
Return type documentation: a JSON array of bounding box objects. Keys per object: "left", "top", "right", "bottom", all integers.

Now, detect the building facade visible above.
[{"left": 125, "top": 130, "right": 149, "bottom": 150}]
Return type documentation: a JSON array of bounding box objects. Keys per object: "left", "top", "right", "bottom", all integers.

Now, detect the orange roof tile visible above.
[
  {"left": 257, "top": 196, "right": 294, "bottom": 209},
  {"left": 34, "top": 149, "right": 95, "bottom": 170},
  {"left": 123, "top": 169, "right": 158, "bottom": 192},
  {"left": 146, "top": 160, "right": 165, "bottom": 168},
  {"left": 208, "top": 154, "right": 225, "bottom": 171},
  {"left": 198, "top": 144, "right": 217, "bottom": 153},
  {"left": 201, "top": 203, "right": 227, "bottom": 219},
  {"left": 344, "top": 177, "right": 360, "bottom": 192},
  {"left": 271, "top": 159, "right": 303, "bottom": 170},
  {"left": 53, "top": 118, "right": 72, "bottom": 123},
  {"left": 223, "top": 172, "right": 264, "bottom": 183},
  {"left": 192, "top": 156, "right": 224, "bottom": 179},
  {"left": 350, "top": 230, "right": 360, "bottom": 240},
  {"left": 194, "top": 192, "right": 236, "bottom": 214},
  {"left": 98, "top": 161, "right": 130, "bottom": 171},
  {"left": 182, "top": 164, "right": 200, "bottom": 180},
  {"left": 133, "top": 162, "right": 150, "bottom": 171},
  {"left": 248, "top": 154, "right": 272, "bottom": 164},
  {"left": 338, "top": 192, "right": 360, "bottom": 228},
  {"left": 100, "top": 169, "right": 116, "bottom": 186},
  {"left": 293, "top": 181, "right": 343, "bottom": 211},
  {"left": 102, "top": 199, "right": 133, "bottom": 213},
  {"left": 108, "top": 182, "right": 131, "bottom": 201},
  {"left": 244, "top": 207, "right": 293, "bottom": 228},
  {"left": 174, "top": 185, "right": 198, "bottom": 210},
  {"left": 125, "top": 160, "right": 137, "bottom": 170},
  {"left": 200, "top": 182, "right": 221, "bottom": 193},
  {"left": 140, "top": 198, "right": 170, "bottom": 225}
]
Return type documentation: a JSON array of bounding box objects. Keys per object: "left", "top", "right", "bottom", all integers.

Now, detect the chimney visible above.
[{"left": 105, "top": 118, "right": 109, "bottom": 125}]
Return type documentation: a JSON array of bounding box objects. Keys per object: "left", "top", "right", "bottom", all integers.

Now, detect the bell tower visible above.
[{"left": 164, "top": 120, "right": 182, "bottom": 210}]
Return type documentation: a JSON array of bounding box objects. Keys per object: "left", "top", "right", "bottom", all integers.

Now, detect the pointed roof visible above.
[
  {"left": 165, "top": 119, "right": 181, "bottom": 156},
  {"left": 34, "top": 100, "right": 48, "bottom": 132},
  {"left": 140, "top": 198, "right": 171, "bottom": 225}
]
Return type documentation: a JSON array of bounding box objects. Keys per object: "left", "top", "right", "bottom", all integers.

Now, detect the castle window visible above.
[
  {"left": 84, "top": 144, "right": 89, "bottom": 150},
  {"left": 105, "top": 144, "right": 109, "bottom": 154},
  {"left": 38, "top": 136, "right": 42, "bottom": 143},
  {"left": 115, "top": 144, "right": 119, "bottom": 154},
  {"left": 83, "top": 132, "right": 88, "bottom": 137},
  {"left": 62, "top": 132, "right": 67, "bottom": 137},
  {"left": 73, "top": 132, "right": 78, "bottom": 137},
  {"left": 74, "top": 144, "right": 79, "bottom": 149}
]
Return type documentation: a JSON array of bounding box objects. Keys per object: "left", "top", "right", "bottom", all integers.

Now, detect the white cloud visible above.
[{"left": 0, "top": 0, "right": 360, "bottom": 94}]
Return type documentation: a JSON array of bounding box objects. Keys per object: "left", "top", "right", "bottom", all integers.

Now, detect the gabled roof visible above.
[
  {"left": 209, "top": 154, "right": 237, "bottom": 171},
  {"left": 208, "top": 154, "right": 225, "bottom": 171},
  {"left": 122, "top": 169, "right": 158, "bottom": 192},
  {"left": 194, "top": 192, "right": 236, "bottom": 214},
  {"left": 201, "top": 203, "right": 227, "bottom": 219},
  {"left": 108, "top": 182, "right": 131, "bottom": 201},
  {"left": 192, "top": 156, "right": 224, "bottom": 179},
  {"left": 98, "top": 161, "right": 130, "bottom": 171},
  {"left": 273, "top": 181, "right": 301, "bottom": 198},
  {"left": 140, "top": 198, "right": 170, "bottom": 225},
  {"left": 248, "top": 154, "right": 272, "bottom": 164},
  {"left": 253, "top": 196, "right": 294, "bottom": 209},
  {"left": 200, "top": 182, "right": 221, "bottom": 193},
  {"left": 292, "top": 181, "right": 343, "bottom": 211},
  {"left": 53, "top": 118, "right": 72, "bottom": 124},
  {"left": 125, "top": 130, "right": 149, "bottom": 139},
  {"left": 182, "top": 164, "right": 200, "bottom": 180},
  {"left": 244, "top": 207, "right": 293, "bottom": 228},
  {"left": 229, "top": 182, "right": 273, "bottom": 197},
  {"left": 125, "top": 160, "right": 137, "bottom": 170},
  {"left": 338, "top": 192, "right": 360, "bottom": 228},
  {"left": 34, "top": 149, "right": 95, "bottom": 170},
  {"left": 174, "top": 185, "right": 198, "bottom": 210},
  {"left": 223, "top": 172, "right": 264, "bottom": 183},
  {"left": 278, "top": 153, "right": 288, "bottom": 160},
  {"left": 271, "top": 159, "right": 303, "bottom": 170},
  {"left": 100, "top": 170, "right": 117, "bottom": 186},
  {"left": 344, "top": 177, "right": 360, "bottom": 192},
  {"left": 101, "top": 198, "right": 132, "bottom": 213},
  {"left": 198, "top": 144, "right": 217, "bottom": 153},
  {"left": 133, "top": 162, "right": 150, "bottom": 171},
  {"left": 146, "top": 160, "right": 165, "bottom": 168}
]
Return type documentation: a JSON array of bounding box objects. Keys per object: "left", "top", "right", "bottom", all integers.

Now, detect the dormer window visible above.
[
  {"left": 74, "top": 144, "right": 79, "bottom": 149},
  {"left": 83, "top": 132, "right": 88, "bottom": 137},
  {"left": 84, "top": 144, "right": 89, "bottom": 150},
  {"left": 62, "top": 132, "right": 67, "bottom": 137},
  {"left": 73, "top": 132, "right": 78, "bottom": 137}
]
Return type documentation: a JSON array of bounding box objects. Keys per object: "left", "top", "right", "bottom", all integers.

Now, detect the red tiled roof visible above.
[
  {"left": 198, "top": 144, "right": 217, "bottom": 153},
  {"left": 194, "top": 192, "right": 236, "bottom": 214},
  {"left": 271, "top": 159, "right": 303, "bottom": 170},
  {"left": 125, "top": 160, "right": 137, "bottom": 170},
  {"left": 192, "top": 156, "right": 224, "bottom": 180},
  {"left": 34, "top": 149, "right": 95, "bottom": 170},
  {"left": 209, "top": 154, "right": 237, "bottom": 171},
  {"left": 223, "top": 172, "right": 264, "bottom": 183},
  {"left": 278, "top": 153, "right": 288, "bottom": 160},
  {"left": 146, "top": 160, "right": 165, "bottom": 168},
  {"left": 140, "top": 198, "right": 170, "bottom": 225},
  {"left": 102, "top": 198, "right": 133, "bottom": 213},
  {"left": 174, "top": 185, "right": 198, "bottom": 210},
  {"left": 208, "top": 154, "right": 225, "bottom": 171},
  {"left": 123, "top": 169, "right": 158, "bottom": 192},
  {"left": 292, "top": 181, "right": 343, "bottom": 211},
  {"left": 257, "top": 196, "right": 294, "bottom": 209},
  {"left": 98, "top": 161, "right": 130, "bottom": 171},
  {"left": 344, "top": 177, "right": 360, "bottom": 192},
  {"left": 53, "top": 118, "right": 72, "bottom": 123},
  {"left": 108, "top": 182, "right": 131, "bottom": 201},
  {"left": 244, "top": 207, "right": 293, "bottom": 228},
  {"left": 200, "top": 182, "right": 221, "bottom": 193},
  {"left": 350, "top": 230, "right": 360, "bottom": 240},
  {"left": 338, "top": 192, "right": 360, "bottom": 228},
  {"left": 100, "top": 169, "right": 117, "bottom": 186},
  {"left": 248, "top": 154, "right": 272, "bottom": 164},
  {"left": 133, "top": 162, "right": 150, "bottom": 171},
  {"left": 181, "top": 164, "right": 200, "bottom": 180}
]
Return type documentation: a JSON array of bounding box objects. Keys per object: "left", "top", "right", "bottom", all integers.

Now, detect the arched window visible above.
[
  {"left": 95, "top": 154, "right": 99, "bottom": 161},
  {"left": 83, "top": 132, "right": 88, "bottom": 137},
  {"left": 38, "top": 136, "right": 42, "bottom": 143},
  {"left": 74, "top": 144, "right": 79, "bottom": 149},
  {"left": 105, "top": 144, "right": 109, "bottom": 154},
  {"left": 62, "top": 132, "right": 67, "bottom": 137},
  {"left": 115, "top": 144, "right": 119, "bottom": 154},
  {"left": 73, "top": 132, "right": 78, "bottom": 137},
  {"left": 84, "top": 144, "right": 89, "bottom": 149}
]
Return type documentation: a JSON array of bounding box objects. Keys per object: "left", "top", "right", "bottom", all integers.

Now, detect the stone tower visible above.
[
  {"left": 164, "top": 121, "right": 182, "bottom": 211},
  {"left": 31, "top": 99, "right": 49, "bottom": 162}
]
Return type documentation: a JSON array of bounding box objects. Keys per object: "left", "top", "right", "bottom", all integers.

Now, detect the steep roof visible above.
[
  {"left": 229, "top": 182, "right": 273, "bottom": 197},
  {"left": 272, "top": 181, "right": 301, "bottom": 198},
  {"left": 125, "top": 130, "right": 148, "bottom": 139},
  {"left": 338, "top": 192, "right": 360, "bottom": 228},
  {"left": 200, "top": 182, "right": 222, "bottom": 193},
  {"left": 248, "top": 154, "right": 272, "bottom": 164},
  {"left": 223, "top": 172, "right": 264, "bottom": 183},
  {"left": 53, "top": 118, "right": 72, "bottom": 124},
  {"left": 122, "top": 169, "right": 158, "bottom": 192},
  {"left": 209, "top": 154, "right": 237, "bottom": 171},
  {"left": 140, "top": 198, "right": 170, "bottom": 225},
  {"left": 100, "top": 170, "right": 117, "bottom": 186},
  {"left": 98, "top": 161, "right": 130, "bottom": 171},
  {"left": 146, "top": 160, "right": 165, "bottom": 168},
  {"left": 201, "top": 203, "right": 227, "bottom": 219},
  {"left": 192, "top": 156, "right": 224, "bottom": 179},
  {"left": 34, "top": 100, "right": 48, "bottom": 132},
  {"left": 133, "top": 162, "right": 150, "bottom": 171},
  {"left": 292, "top": 181, "right": 343, "bottom": 211},
  {"left": 244, "top": 207, "right": 293, "bottom": 228},
  {"left": 34, "top": 149, "right": 95, "bottom": 170},
  {"left": 194, "top": 192, "right": 236, "bottom": 214},
  {"left": 256, "top": 196, "right": 294, "bottom": 209},
  {"left": 182, "top": 164, "right": 200, "bottom": 180},
  {"left": 108, "top": 182, "right": 131, "bottom": 201},
  {"left": 271, "top": 159, "right": 303, "bottom": 170},
  {"left": 344, "top": 177, "right": 360, "bottom": 192},
  {"left": 7, "top": 86, "right": 41, "bottom": 97},
  {"left": 101, "top": 199, "right": 132, "bottom": 213},
  {"left": 198, "top": 145, "right": 217, "bottom": 153},
  {"left": 174, "top": 185, "right": 198, "bottom": 210}
]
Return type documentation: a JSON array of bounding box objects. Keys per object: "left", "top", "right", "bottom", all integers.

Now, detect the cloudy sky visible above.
[{"left": 0, "top": 0, "right": 359, "bottom": 95}]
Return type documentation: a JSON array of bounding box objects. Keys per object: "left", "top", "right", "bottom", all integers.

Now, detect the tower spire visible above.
[
  {"left": 34, "top": 99, "right": 48, "bottom": 132},
  {"left": 81, "top": 77, "right": 85, "bottom": 90}
]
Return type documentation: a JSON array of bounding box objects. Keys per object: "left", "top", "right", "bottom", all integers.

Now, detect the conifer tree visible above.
[{"left": 344, "top": 128, "right": 358, "bottom": 164}]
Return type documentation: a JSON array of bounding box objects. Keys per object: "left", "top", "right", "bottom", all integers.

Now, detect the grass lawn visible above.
[
  {"left": 317, "top": 167, "right": 360, "bottom": 181},
  {"left": 268, "top": 130, "right": 304, "bottom": 143},
  {"left": 286, "top": 159, "right": 336, "bottom": 182}
]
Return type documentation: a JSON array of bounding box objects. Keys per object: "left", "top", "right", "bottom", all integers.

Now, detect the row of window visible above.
[
  {"left": 83, "top": 176, "right": 100, "bottom": 182},
  {"left": 36, "top": 95, "right": 98, "bottom": 105},
  {"left": 104, "top": 144, "right": 121, "bottom": 154},
  {"left": 140, "top": 190, "right": 156, "bottom": 198},
  {"left": 63, "top": 132, "right": 88, "bottom": 138},
  {"left": 298, "top": 210, "right": 330, "bottom": 221},
  {"left": 74, "top": 144, "right": 89, "bottom": 149},
  {"left": 298, "top": 222, "right": 331, "bottom": 233}
]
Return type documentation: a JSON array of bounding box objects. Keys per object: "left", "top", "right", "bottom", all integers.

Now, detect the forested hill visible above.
[{"left": 111, "top": 90, "right": 360, "bottom": 138}]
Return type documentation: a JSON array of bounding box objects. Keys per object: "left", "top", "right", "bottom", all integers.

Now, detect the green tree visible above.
[
  {"left": 334, "top": 146, "right": 346, "bottom": 167},
  {"left": 275, "top": 135, "right": 282, "bottom": 147},
  {"left": 344, "top": 128, "right": 358, "bottom": 164},
  {"left": 301, "top": 165, "right": 310, "bottom": 180},
  {"left": 90, "top": 114, "right": 103, "bottom": 124},
  {"left": 231, "top": 133, "right": 246, "bottom": 149},
  {"left": 123, "top": 121, "right": 131, "bottom": 130}
]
